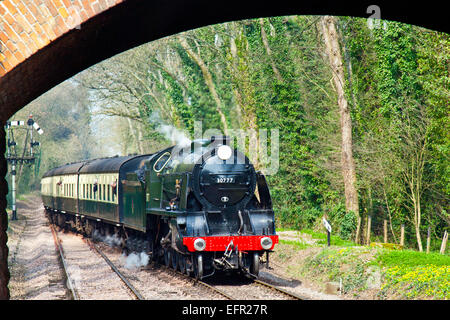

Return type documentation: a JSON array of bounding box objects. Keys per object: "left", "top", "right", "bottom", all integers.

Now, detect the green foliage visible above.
[
  {"left": 339, "top": 211, "right": 357, "bottom": 240},
  {"left": 7, "top": 80, "right": 97, "bottom": 200},
  {"left": 296, "top": 244, "right": 449, "bottom": 299},
  {"left": 301, "top": 229, "right": 357, "bottom": 247},
  {"left": 303, "top": 247, "right": 372, "bottom": 294},
  {"left": 279, "top": 239, "right": 310, "bottom": 250},
  {"left": 376, "top": 250, "right": 450, "bottom": 267},
  {"left": 376, "top": 249, "right": 450, "bottom": 299}
]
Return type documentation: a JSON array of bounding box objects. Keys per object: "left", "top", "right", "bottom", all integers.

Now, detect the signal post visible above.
[{"left": 5, "top": 115, "right": 43, "bottom": 220}]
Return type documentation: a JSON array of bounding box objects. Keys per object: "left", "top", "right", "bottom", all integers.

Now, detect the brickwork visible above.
[{"left": 0, "top": 0, "right": 123, "bottom": 76}]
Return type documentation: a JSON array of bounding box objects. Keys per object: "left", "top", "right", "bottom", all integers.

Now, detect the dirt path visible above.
[{"left": 7, "top": 194, "right": 68, "bottom": 299}]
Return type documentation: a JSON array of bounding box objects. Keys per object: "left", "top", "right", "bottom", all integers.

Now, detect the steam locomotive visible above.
[{"left": 41, "top": 136, "right": 278, "bottom": 279}]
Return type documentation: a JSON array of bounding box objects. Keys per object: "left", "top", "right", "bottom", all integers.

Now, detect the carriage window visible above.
[
  {"left": 153, "top": 152, "right": 171, "bottom": 172},
  {"left": 107, "top": 185, "right": 110, "bottom": 202}
]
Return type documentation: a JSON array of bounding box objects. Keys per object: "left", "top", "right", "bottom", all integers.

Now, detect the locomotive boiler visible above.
[{"left": 41, "top": 136, "right": 278, "bottom": 279}]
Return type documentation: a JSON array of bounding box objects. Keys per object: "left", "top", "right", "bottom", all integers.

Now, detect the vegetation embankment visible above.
[{"left": 275, "top": 229, "right": 450, "bottom": 300}]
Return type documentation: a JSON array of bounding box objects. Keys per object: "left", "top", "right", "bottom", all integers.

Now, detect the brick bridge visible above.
[{"left": 0, "top": 0, "right": 446, "bottom": 299}]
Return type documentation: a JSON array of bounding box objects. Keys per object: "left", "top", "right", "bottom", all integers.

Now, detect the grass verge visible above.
[{"left": 276, "top": 229, "right": 449, "bottom": 300}]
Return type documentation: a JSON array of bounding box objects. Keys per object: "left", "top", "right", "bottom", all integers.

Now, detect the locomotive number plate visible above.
[{"left": 216, "top": 177, "right": 235, "bottom": 183}]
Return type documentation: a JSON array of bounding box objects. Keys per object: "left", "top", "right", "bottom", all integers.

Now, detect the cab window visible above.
[{"left": 153, "top": 152, "right": 171, "bottom": 172}]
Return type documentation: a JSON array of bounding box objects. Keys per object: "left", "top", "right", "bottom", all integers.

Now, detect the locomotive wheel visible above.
[
  {"left": 250, "top": 253, "right": 260, "bottom": 277},
  {"left": 194, "top": 254, "right": 203, "bottom": 279},
  {"left": 164, "top": 248, "right": 171, "bottom": 267},
  {"left": 178, "top": 255, "right": 186, "bottom": 274},
  {"left": 171, "top": 249, "right": 178, "bottom": 270}
]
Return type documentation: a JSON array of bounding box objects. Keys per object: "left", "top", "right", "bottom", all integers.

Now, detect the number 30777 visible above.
[{"left": 216, "top": 177, "right": 235, "bottom": 183}]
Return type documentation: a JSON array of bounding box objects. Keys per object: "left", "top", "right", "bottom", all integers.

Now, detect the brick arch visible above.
[
  {"left": 0, "top": 1, "right": 448, "bottom": 121},
  {"left": 0, "top": 0, "right": 447, "bottom": 299}
]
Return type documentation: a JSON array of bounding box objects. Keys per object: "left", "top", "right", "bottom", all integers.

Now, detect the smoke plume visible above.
[
  {"left": 148, "top": 111, "right": 191, "bottom": 147},
  {"left": 121, "top": 252, "right": 150, "bottom": 270}
]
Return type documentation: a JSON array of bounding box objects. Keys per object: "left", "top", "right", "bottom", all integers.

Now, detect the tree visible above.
[
  {"left": 320, "top": 16, "right": 361, "bottom": 242},
  {"left": 178, "top": 33, "right": 229, "bottom": 135}
]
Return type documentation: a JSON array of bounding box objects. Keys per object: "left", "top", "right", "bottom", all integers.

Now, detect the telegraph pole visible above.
[{"left": 5, "top": 115, "right": 43, "bottom": 220}]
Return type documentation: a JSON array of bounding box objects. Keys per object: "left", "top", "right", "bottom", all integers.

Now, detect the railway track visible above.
[
  {"left": 89, "top": 241, "right": 303, "bottom": 301},
  {"left": 51, "top": 223, "right": 145, "bottom": 300},
  {"left": 50, "top": 222, "right": 305, "bottom": 300},
  {"left": 253, "top": 279, "right": 306, "bottom": 300},
  {"left": 159, "top": 260, "right": 305, "bottom": 300},
  {"left": 157, "top": 263, "right": 236, "bottom": 300},
  {"left": 49, "top": 224, "right": 79, "bottom": 300},
  {"left": 86, "top": 239, "right": 145, "bottom": 300},
  {"left": 85, "top": 241, "right": 236, "bottom": 300}
]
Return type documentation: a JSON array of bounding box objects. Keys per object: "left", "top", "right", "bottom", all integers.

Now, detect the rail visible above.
[
  {"left": 49, "top": 224, "right": 80, "bottom": 300},
  {"left": 86, "top": 239, "right": 145, "bottom": 300}
]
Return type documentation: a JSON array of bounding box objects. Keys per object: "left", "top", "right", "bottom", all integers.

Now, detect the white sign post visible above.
[{"left": 323, "top": 217, "right": 332, "bottom": 246}]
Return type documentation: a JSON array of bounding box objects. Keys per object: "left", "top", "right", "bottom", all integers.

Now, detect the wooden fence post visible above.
[
  {"left": 440, "top": 231, "right": 448, "bottom": 254},
  {"left": 366, "top": 216, "right": 372, "bottom": 246},
  {"left": 426, "top": 227, "right": 431, "bottom": 253},
  {"left": 400, "top": 224, "right": 405, "bottom": 247},
  {"left": 384, "top": 219, "right": 388, "bottom": 243}
]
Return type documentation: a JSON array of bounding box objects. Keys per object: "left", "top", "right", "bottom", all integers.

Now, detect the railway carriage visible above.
[{"left": 42, "top": 136, "right": 278, "bottom": 279}]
